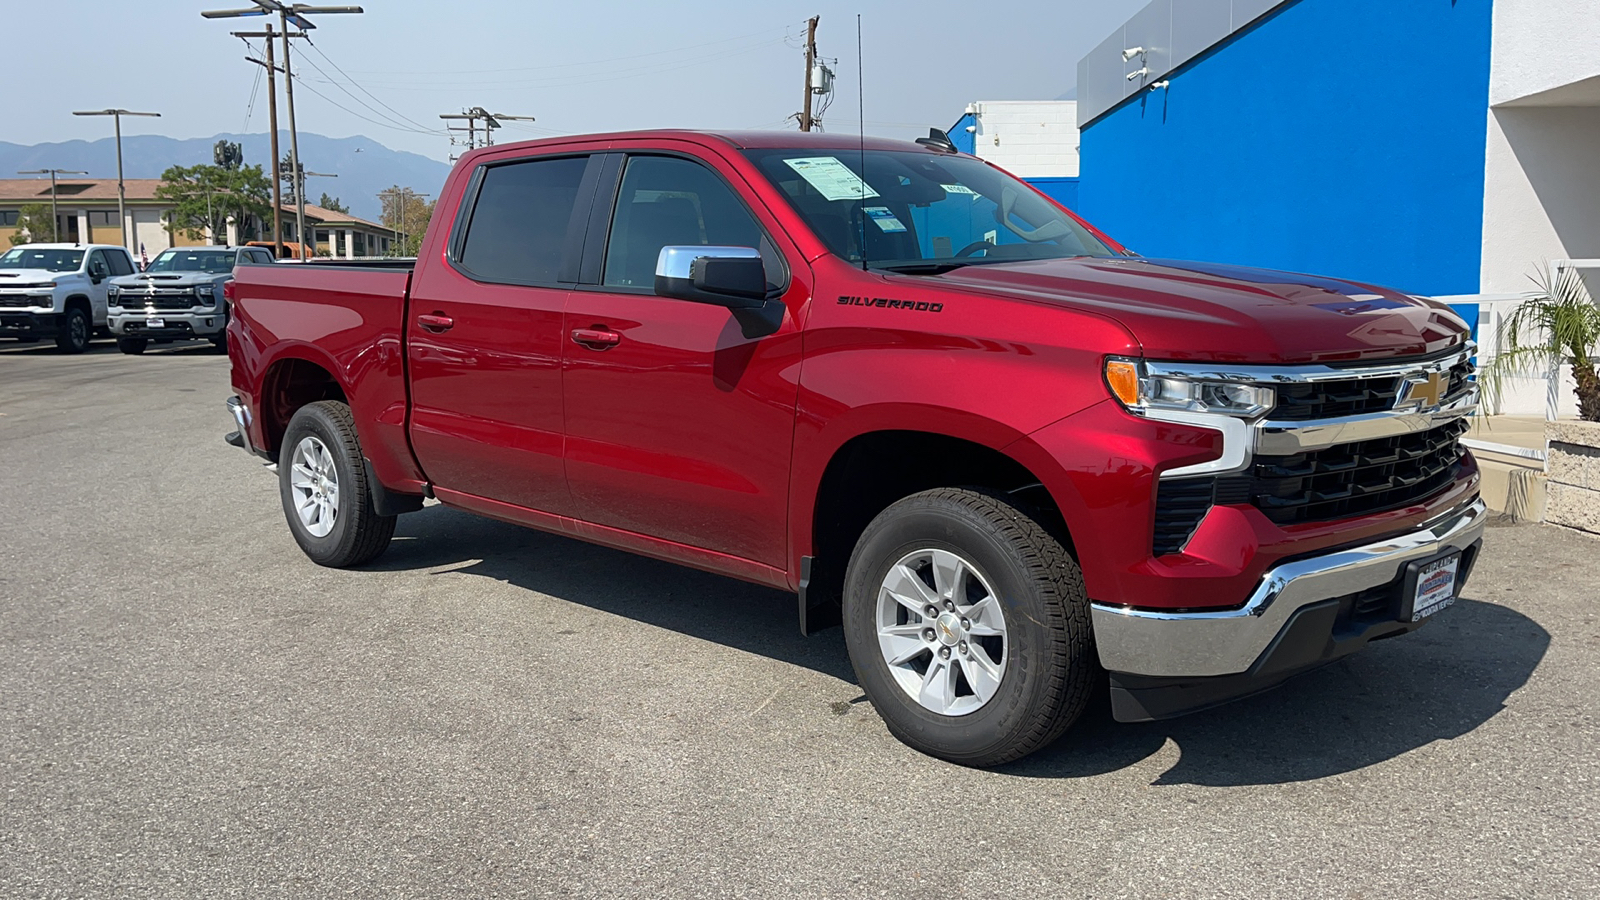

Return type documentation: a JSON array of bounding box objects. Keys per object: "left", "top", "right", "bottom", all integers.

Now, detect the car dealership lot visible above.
[{"left": 2, "top": 344, "right": 1597, "bottom": 899}]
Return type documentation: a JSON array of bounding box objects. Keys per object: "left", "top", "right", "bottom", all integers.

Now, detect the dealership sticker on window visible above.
[
  {"left": 864, "top": 207, "right": 907, "bottom": 233},
  {"left": 783, "top": 156, "right": 880, "bottom": 201},
  {"left": 941, "top": 183, "right": 976, "bottom": 195}
]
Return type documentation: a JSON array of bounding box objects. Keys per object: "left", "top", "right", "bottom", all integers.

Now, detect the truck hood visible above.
[
  {"left": 929, "top": 257, "right": 1470, "bottom": 364},
  {"left": 112, "top": 273, "right": 221, "bottom": 289},
  {"left": 0, "top": 269, "right": 74, "bottom": 285}
]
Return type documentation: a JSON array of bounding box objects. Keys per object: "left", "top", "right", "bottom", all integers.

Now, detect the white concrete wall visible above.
[
  {"left": 1489, "top": 0, "right": 1600, "bottom": 106},
  {"left": 968, "top": 101, "right": 1079, "bottom": 178},
  {"left": 1481, "top": 106, "right": 1600, "bottom": 294},
  {"left": 131, "top": 209, "right": 172, "bottom": 257}
]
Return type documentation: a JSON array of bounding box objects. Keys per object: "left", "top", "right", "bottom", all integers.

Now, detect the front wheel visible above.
[
  {"left": 842, "top": 488, "right": 1096, "bottom": 767},
  {"left": 278, "top": 401, "right": 397, "bottom": 567},
  {"left": 116, "top": 337, "right": 148, "bottom": 355},
  {"left": 55, "top": 308, "right": 90, "bottom": 354}
]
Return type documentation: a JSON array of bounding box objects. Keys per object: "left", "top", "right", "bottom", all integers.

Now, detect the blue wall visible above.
[
  {"left": 948, "top": 113, "right": 977, "bottom": 154},
  {"left": 1077, "top": 0, "right": 1494, "bottom": 296},
  {"left": 1028, "top": 177, "right": 1080, "bottom": 211}
]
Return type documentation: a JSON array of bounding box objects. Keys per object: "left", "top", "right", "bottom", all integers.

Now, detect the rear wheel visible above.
[
  {"left": 55, "top": 307, "right": 89, "bottom": 354},
  {"left": 278, "top": 401, "right": 396, "bottom": 567},
  {"left": 116, "top": 337, "right": 148, "bottom": 355},
  {"left": 842, "top": 488, "right": 1096, "bottom": 767}
]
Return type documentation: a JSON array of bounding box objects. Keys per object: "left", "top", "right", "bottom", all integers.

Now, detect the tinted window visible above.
[
  {"left": 145, "top": 250, "right": 238, "bottom": 274},
  {"left": 247, "top": 249, "right": 274, "bottom": 265},
  {"left": 87, "top": 251, "right": 109, "bottom": 277},
  {"left": 602, "top": 156, "right": 772, "bottom": 290},
  {"left": 458, "top": 155, "right": 589, "bottom": 284},
  {"left": 0, "top": 248, "right": 84, "bottom": 271},
  {"left": 106, "top": 250, "right": 135, "bottom": 276}
]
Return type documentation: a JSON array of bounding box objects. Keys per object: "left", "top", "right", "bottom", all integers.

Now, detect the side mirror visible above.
[
  {"left": 654, "top": 245, "right": 784, "bottom": 339},
  {"left": 654, "top": 246, "right": 767, "bottom": 309}
]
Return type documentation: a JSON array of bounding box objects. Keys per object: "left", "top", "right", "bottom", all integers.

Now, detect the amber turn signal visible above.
[{"left": 1104, "top": 358, "right": 1142, "bottom": 407}]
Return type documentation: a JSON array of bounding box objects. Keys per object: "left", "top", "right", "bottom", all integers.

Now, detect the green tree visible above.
[
  {"left": 319, "top": 193, "right": 348, "bottom": 214},
  {"left": 9, "top": 203, "right": 56, "bottom": 245},
  {"left": 379, "top": 185, "right": 435, "bottom": 256},
  {"left": 156, "top": 163, "right": 273, "bottom": 244},
  {"left": 1484, "top": 265, "right": 1600, "bottom": 422}
]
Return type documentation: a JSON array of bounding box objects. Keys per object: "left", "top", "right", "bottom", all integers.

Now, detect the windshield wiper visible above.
[{"left": 873, "top": 261, "right": 978, "bottom": 275}]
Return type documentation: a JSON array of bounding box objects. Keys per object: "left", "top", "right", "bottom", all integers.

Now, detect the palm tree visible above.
[{"left": 1484, "top": 265, "right": 1600, "bottom": 422}]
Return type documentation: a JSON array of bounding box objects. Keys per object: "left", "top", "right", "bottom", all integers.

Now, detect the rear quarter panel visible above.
[{"left": 229, "top": 264, "right": 424, "bottom": 491}]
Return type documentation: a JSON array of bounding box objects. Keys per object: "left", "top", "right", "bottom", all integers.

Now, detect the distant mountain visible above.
[{"left": 0, "top": 133, "right": 451, "bottom": 223}]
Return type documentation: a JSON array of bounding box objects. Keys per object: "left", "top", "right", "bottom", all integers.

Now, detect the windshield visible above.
[
  {"left": 743, "top": 148, "right": 1118, "bottom": 271},
  {"left": 144, "top": 249, "right": 237, "bottom": 274},
  {"left": 0, "top": 247, "right": 84, "bottom": 272}
]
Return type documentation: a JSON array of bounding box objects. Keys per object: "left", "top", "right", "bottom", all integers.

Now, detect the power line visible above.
[
  {"left": 337, "top": 22, "right": 803, "bottom": 76},
  {"left": 317, "top": 38, "right": 790, "bottom": 91},
  {"left": 300, "top": 37, "right": 442, "bottom": 135},
  {"left": 289, "top": 42, "right": 444, "bottom": 135}
]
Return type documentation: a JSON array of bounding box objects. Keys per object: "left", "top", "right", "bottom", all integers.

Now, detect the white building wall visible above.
[
  {"left": 1488, "top": 0, "right": 1600, "bottom": 106},
  {"left": 130, "top": 209, "right": 172, "bottom": 256},
  {"left": 1478, "top": 0, "right": 1600, "bottom": 418},
  {"left": 968, "top": 101, "right": 1079, "bottom": 178}
]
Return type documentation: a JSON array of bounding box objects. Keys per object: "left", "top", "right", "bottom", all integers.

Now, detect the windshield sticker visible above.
[
  {"left": 864, "top": 207, "right": 907, "bottom": 233},
  {"left": 782, "top": 156, "right": 880, "bottom": 201},
  {"left": 941, "top": 184, "right": 976, "bottom": 195}
]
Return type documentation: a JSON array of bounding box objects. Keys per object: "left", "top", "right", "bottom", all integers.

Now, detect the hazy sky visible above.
[{"left": 4, "top": 1, "right": 1146, "bottom": 161}]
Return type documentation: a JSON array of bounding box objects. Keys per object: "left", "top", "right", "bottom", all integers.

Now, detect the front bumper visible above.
[
  {"left": 1092, "top": 496, "right": 1486, "bottom": 720},
  {"left": 109, "top": 311, "right": 225, "bottom": 338},
  {"left": 0, "top": 311, "right": 61, "bottom": 336}
]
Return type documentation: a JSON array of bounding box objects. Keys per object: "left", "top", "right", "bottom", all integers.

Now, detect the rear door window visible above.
[
  {"left": 106, "top": 250, "right": 135, "bottom": 276},
  {"left": 457, "top": 155, "right": 591, "bottom": 285}
]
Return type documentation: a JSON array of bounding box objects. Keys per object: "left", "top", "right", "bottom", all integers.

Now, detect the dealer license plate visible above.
[
  {"left": 1411, "top": 552, "right": 1460, "bottom": 621},
  {"left": 145, "top": 317, "right": 166, "bottom": 328}
]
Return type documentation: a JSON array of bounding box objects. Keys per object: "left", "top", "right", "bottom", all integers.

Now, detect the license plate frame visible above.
[
  {"left": 145, "top": 317, "right": 166, "bottom": 329},
  {"left": 1399, "top": 550, "right": 1462, "bottom": 622}
]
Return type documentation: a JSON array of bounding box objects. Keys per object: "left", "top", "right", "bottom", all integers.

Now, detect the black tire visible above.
[
  {"left": 278, "top": 400, "right": 397, "bottom": 567},
  {"left": 116, "top": 337, "right": 149, "bottom": 355},
  {"left": 55, "top": 307, "right": 90, "bottom": 354},
  {"left": 842, "top": 488, "right": 1096, "bottom": 767},
  {"left": 210, "top": 332, "right": 228, "bottom": 353}
]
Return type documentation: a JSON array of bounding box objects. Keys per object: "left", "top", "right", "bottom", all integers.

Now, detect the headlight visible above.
[
  {"left": 194, "top": 284, "right": 215, "bottom": 304},
  {"left": 108, "top": 286, "right": 121, "bottom": 303},
  {"left": 1105, "top": 357, "right": 1275, "bottom": 418}
]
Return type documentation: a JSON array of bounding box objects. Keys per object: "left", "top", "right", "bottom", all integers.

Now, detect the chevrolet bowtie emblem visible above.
[{"left": 1398, "top": 371, "right": 1447, "bottom": 411}]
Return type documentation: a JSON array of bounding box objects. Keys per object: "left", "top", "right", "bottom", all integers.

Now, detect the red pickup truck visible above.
[{"left": 224, "top": 129, "right": 1485, "bottom": 766}]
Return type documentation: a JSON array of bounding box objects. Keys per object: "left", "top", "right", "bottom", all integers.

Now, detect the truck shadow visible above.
[{"left": 379, "top": 505, "right": 1548, "bottom": 787}]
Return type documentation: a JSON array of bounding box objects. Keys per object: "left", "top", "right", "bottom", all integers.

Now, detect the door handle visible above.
[
  {"left": 571, "top": 327, "right": 621, "bottom": 350},
  {"left": 417, "top": 313, "right": 454, "bottom": 332}
]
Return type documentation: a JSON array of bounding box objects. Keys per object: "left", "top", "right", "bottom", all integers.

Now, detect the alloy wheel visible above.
[{"left": 875, "top": 547, "right": 1009, "bottom": 716}]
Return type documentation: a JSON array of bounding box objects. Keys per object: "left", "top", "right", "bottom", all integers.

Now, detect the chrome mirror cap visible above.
[{"left": 655, "top": 245, "right": 760, "bottom": 280}]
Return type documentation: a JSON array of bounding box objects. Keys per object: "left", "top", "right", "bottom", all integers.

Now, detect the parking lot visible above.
[{"left": 2, "top": 342, "right": 1597, "bottom": 899}]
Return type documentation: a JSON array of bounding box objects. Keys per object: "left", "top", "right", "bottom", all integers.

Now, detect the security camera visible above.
[
  {"left": 1126, "top": 67, "right": 1151, "bottom": 81},
  {"left": 1121, "top": 46, "right": 1145, "bottom": 61},
  {"left": 965, "top": 125, "right": 976, "bottom": 133}
]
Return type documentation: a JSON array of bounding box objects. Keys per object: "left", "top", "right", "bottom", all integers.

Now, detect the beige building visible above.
[{"left": 1, "top": 177, "right": 396, "bottom": 258}]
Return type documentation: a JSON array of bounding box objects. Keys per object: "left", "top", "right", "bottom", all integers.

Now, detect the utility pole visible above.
[
  {"left": 72, "top": 109, "right": 161, "bottom": 250},
  {"left": 203, "top": 3, "right": 363, "bottom": 258},
  {"left": 236, "top": 24, "right": 284, "bottom": 257},
  {"left": 800, "top": 16, "right": 819, "bottom": 132},
  {"left": 16, "top": 169, "right": 88, "bottom": 242},
  {"left": 440, "top": 107, "right": 535, "bottom": 159}
]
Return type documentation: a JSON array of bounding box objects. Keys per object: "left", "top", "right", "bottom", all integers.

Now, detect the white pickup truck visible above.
[{"left": 0, "top": 243, "right": 138, "bottom": 353}]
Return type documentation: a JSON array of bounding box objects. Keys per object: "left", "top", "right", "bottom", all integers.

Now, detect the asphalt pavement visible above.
[{"left": 2, "top": 340, "right": 1597, "bottom": 899}]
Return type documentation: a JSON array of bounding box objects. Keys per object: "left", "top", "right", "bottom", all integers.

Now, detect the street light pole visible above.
[
  {"left": 72, "top": 109, "right": 161, "bottom": 250},
  {"left": 16, "top": 169, "right": 89, "bottom": 242}
]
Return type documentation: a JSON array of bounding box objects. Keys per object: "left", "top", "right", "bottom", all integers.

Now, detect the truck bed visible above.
[{"left": 228, "top": 261, "right": 423, "bottom": 494}]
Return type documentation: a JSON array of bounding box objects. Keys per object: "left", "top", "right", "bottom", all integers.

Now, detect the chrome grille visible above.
[{"left": 1225, "top": 419, "right": 1469, "bottom": 526}]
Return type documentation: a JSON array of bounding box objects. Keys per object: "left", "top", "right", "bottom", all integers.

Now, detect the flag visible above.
[{"left": 139, "top": 243, "right": 148, "bottom": 271}]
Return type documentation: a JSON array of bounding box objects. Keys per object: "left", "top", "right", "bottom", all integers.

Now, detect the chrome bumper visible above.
[
  {"left": 225, "top": 396, "right": 259, "bottom": 456},
  {"left": 1091, "top": 496, "right": 1488, "bottom": 678}
]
